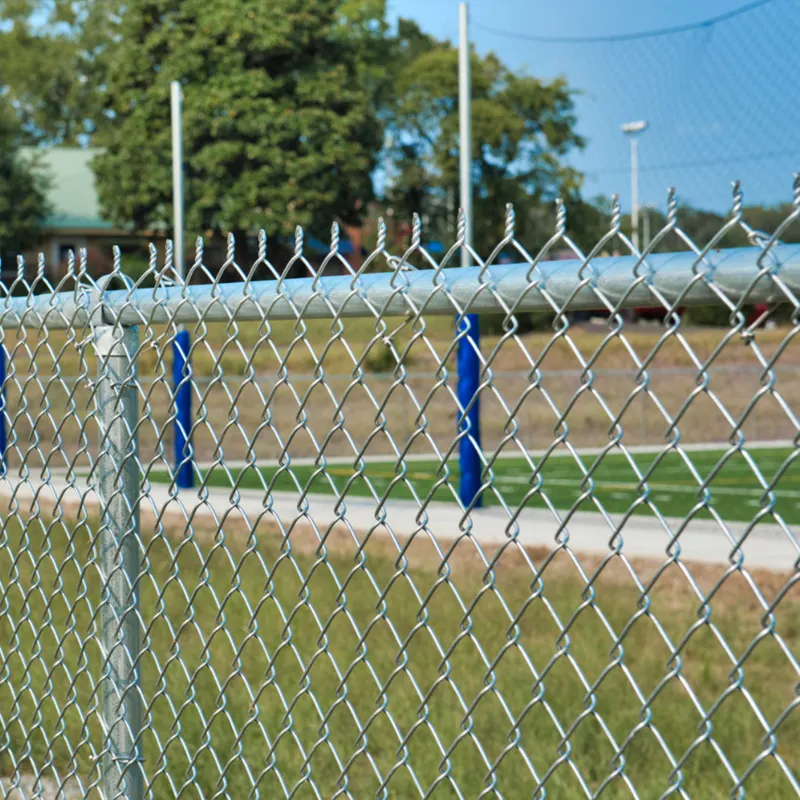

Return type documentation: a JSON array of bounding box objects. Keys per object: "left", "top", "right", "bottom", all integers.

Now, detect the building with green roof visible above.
[
  {"left": 20, "top": 147, "right": 366, "bottom": 280},
  {"left": 21, "top": 147, "right": 157, "bottom": 277}
]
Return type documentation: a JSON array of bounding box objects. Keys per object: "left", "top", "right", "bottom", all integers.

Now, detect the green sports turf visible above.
[{"left": 150, "top": 446, "right": 800, "bottom": 524}]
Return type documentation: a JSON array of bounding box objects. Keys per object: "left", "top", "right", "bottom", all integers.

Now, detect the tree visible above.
[
  {"left": 93, "top": 0, "right": 386, "bottom": 266},
  {"left": 611, "top": 202, "right": 800, "bottom": 255},
  {"left": 0, "top": 104, "right": 50, "bottom": 263},
  {"left": 382, "top": 20, "right": 584, "bottom": 254},
  {"left": 0, "top": 0, "right": 119, "bottom": 144}
]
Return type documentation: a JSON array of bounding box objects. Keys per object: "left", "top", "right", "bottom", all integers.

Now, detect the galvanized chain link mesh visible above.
[{"left": 0, "top": 189, "right": 799, "bottom": 798}]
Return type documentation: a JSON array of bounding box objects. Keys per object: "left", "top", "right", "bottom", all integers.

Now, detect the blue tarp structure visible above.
[{"left": 305, "top": 236, "right": 357, "bottom": 255}]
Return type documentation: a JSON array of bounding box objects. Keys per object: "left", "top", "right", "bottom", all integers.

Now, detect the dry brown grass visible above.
[
  {"left": 3, "top": 320, "right": 799, "bottom": 469},
  {"left": 4, "top": 314, "right": 796, "bottom": 377}
]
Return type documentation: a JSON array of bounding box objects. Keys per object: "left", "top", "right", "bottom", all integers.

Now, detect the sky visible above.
[{"left": 384, "top": 0, "right": 800, "bottom": 215}]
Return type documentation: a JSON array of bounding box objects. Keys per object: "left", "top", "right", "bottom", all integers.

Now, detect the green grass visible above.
[
  {"left": 0, "top": 514, "right": 798, "bottom": 797},
  {"left": 152, "top": 446, "right": 800, "bottom": 524}
]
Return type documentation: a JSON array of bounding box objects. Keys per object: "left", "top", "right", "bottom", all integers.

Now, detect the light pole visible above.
[
  {"left": 621, "top": 120, "right": 648, "bottom": 251},
  {"left": 459, "top": 1, "right": 472, "bottom": 269}
]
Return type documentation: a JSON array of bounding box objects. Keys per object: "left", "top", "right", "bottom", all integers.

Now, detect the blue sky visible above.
[{"left": 385, "top": 0, "right": 800, "bottom": 214}]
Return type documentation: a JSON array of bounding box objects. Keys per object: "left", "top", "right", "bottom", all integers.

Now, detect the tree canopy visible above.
[
  {"left": 0, "top": 2, "right": 590, "bottom": 260},
  {"left": 92, "top": 0, "right": 387, "bottom": 252},
  {"left": 611, "top": 202, "right": 800, "bottom": 253},
  {"left": 382, "top": 20, "right": 584, "bottom": 253},
  {"left": 0, "top": 104, "right": 50, "bottom": 264},
  {"left": 0, "top": 0, "right": 118, "bottom": 144}
]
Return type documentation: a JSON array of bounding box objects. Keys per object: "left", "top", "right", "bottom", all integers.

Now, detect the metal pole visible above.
[
  {"left": 170, "top": 80, "right": 193, "bottom": 490},
  {"left": 0, "top": 343, "right": 7, "bottom": 477},
  {"left": 402, "top": 378, "right": 410, "bottom": 450},
  {"left": 631, "top": 136, "right": 639, "bottom": 251},
  {"left": 457, "top": 1, "right": 483, "bottom": 509},
  {"left": 170, "top": 81, "right": 185, "bottom": 278},
  {"left": 459, "top": 2, "right": 472, "bottom": 268},
  {"left": 95, "top": 325, "right": 143, "bottom": 800}
]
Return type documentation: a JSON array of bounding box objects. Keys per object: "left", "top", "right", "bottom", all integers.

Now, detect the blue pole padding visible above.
[
  {"left": 172, "top": 328, "right": 194, "bottom": 490},
  {"left": 0, "top": 344, "right": 6, "bottom": 478},
  {"left": 457, "top": 312, "right": 482, "bottom": 508}
]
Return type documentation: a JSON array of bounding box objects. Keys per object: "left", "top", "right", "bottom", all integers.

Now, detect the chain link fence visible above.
[{"left": 0, "top": 190, "right": 799, "bottom": 798}]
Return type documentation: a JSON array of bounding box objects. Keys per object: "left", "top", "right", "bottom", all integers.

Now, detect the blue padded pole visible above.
[
  {"left": 172, "top": 329, "right": 193, "bottom": 489},
  {"left": 457, "top": 313, "right": 482, "bottom": 508}
]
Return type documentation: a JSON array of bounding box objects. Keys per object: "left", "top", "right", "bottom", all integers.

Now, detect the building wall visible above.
[
  {"left": 26, "top": 232, "right": 170, "bottom": 282},
  {"left": 29, "top": 234, "right": 114, "bottom": 280}
]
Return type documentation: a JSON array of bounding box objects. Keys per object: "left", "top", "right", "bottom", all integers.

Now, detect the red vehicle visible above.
[
  {"left": 629, "top": 306, "right": 685, "bottom": 323},
  {"left": 746, "top": 303, "right": 770, "bottom": 326},
  {"left": 569, "top": 306, "right": 684, "bottom": 324}
]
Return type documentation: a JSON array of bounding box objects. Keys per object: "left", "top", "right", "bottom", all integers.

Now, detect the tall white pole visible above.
[
  {"left": 459, "top": 1, "right": 472, "bottom": 268},
  {"left": 456, "top": 1, "right": 482, "bottom": 509},
  {"left": 630, "top": 136, "right": 639, "bottom": 251},
  {"left": 170, "top": 80, "right": 194, "bottom": 491},
  {"left": 170, "top": 81, "right": 184, "bottom": 278}
]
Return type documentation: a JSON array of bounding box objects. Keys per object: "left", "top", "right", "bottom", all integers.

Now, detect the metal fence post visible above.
[
  {"left": 172, "top": 328, "right": 194, "bottom": 489},
  {"left": 0, "top": 342, "right": 7, "bottom": 477},
  {"left": 95, "top": 325, "right": 143, "bottom": 800},
  {"left": 457, "top": 313, "right": 483, "bottom": 508}
]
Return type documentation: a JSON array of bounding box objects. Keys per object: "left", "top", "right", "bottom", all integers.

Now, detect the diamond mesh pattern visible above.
[{"left": 0, "top": 192, "right": 798, "bottom": 798}]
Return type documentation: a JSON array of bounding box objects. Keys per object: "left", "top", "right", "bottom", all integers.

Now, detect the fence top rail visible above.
[{"left": 0, "top": 244, "right": 796, "bottom": 330}]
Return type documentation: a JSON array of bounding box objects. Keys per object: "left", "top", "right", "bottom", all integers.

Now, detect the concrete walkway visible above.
[{"left": 1, "top": 476, "right": 797, "bottom": 572}]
